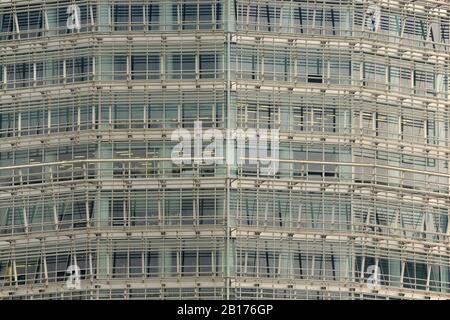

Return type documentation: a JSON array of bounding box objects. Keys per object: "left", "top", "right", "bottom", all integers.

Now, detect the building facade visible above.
[{"left": 0, "top": 0, "right": 450, "bottom": 299}]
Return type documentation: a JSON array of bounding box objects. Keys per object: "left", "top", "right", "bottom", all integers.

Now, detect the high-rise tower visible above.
[{"left": 1, "top": 0, "right": 450, "bottom": 299}]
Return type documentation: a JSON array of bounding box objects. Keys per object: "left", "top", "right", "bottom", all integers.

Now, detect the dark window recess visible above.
[
  {"left": 199, "top": 198, "right": 215, "bottom": 224},
  {"left": 441, "top": 24, "right": 449, "bottom": 41},
  {"left": 16, "top": 10, "right": 43, "bottom": 38},
  {"left": 181, "top": 198, "right": 193, "bottom": 225},
  {"left": 58, "top": 201, "right": 90, "bottom": 229},
  {"left": 147, "top": 56, "right": 160, "bottom": 79},
  {"left": 0, "top": 113, "right": 15, "bottom": 138},
  {"left": 14, "top": 63, "right": 32, "bottom": 88},
  {"left": 113, "top": 252, "right": 127, "bottom": 278},
  {"left": 198, "top": 251, "right": 212, "bottom": 275},
  {"left": 147, "top": 252, "right": 159, "bottom": 277},
  {"left": 130, "top": 5, "right": 144, "bottom": 30},
  {"left": 1, "top": 13, "right": 14, "bottom": 40},
  {"left": 66, "top": 57, "right": 91, "bottom": 82},
  {"left": 131, "top": 56, "right": 147, "bottom": 80},
  {"left": 46, "top": 254, "right": 71, "bottom": 282},
  {"left": 172, "top": 55, "right": 195, "bottom": 79},
  {"left": 113, "top": 4, "right": 159, "bottom": 31},
  {"left": 180, "top": 4, "right": 197, "bottom": 30},
  {"left": 111, "top": 200, "right": 128, "bottom": 226},
  {"left": 131, "top": 55, "right": 160, "bottom": 80},
  {"left": 308, "top": 75, "right": 323, "bottom": 83},
  {"left": 181, "top": 250, "right": 196, "bottom": 276},
  {"left": 199, "top": 54, "right": 216, "bottom": 79},
  {"left": 114, "top": 5, "right": 129, "bottom": 31},
  {"left": 129, "top": 252, "right": 141, "bottom": 278},
  {"left": 198, "top": 4, "right": 213, "bottom": 29},
  {"left": 114, "top": 56, "right": 127, "bottom": 80},
  {"left": 147, "top": 4, "right": 160, "bottom": 30},
  {"left": 175, "top": 3, "right": 215, "bottom": 30}
]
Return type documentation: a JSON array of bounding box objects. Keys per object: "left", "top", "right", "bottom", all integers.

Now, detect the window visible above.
[
  {"left": 112, "top": 252, "right": 127, "bottom": 278},
  {"left": 198, "top": 251, "right": 212, "bottom": 275},
  {"left": 199, "top": 198, "right": 215, "bottom": 224},
  {"left": 131, "top": 55, "right": 160, "bottom": 80},
  {"left": 404, "top": 262, "right": 427, "bottom": 290},
  {"left": 1, "top": 13, "right": 14, "bottom": 40},
  {"left": 129, "top": 252, "right": 142, "bottom": 278},
  {"left": 147, "top": 4, "right": 160, "bottom": 30},
  {"left": 16, "top": 9, "right": 43, "bottom": 39},
  {"left": 175, "top": 2, "right": 219, "bottom": 30},
  {"left": 147, "top": 251, "right": 159, "bottom": 277},
  {"left": 258, "top": 249, "right": 278, "bottom": 278},
  {"left": 402, "top": 116, "right": 424, "bottom": 142},
  {"left": 114, "top": 5, "right": 130, "bottom": 31},
  {"left": 182, "top": 104, "right": 197, "bottom": 128},
  {"left": 171, "top": 54, "right": 195, "bottom": 79},
  {"left": 148, "top": 104, "right": 163, "bottom": 128},
  {"left": 114, "top": 56, "right": 128, "bottom": 80},
  {"left": 181, "top": 198, "right": 193, "bottom": 225},
  {"left": 131, "top": 56, "right": 147, "bottom": 80},
  {"left": 111, "top": 199, "right": 128, "bottom": 226},
  {"left": 114, "top": 4, "right": 160, "bottom": 31},
  {"left": 58, "top": 201, "right": 89, "bottom": 229},
  {"left": 307, "top": 58, "right": 323, "bottom": 83},
  {"left": 199, "top": 54, "right": 217, "bottom": 79},
  {"left": 181, "top": 250, "right": 196, "bottom": 276},
  {"left": 46, "top": 254, "right": 71, "bottom": 282},
  {"left": 130, "top": 5, "right": 145, "bottom": 31},
  {"left": 66, "top": 57, "right": 92, "bottom": 82},
  {"left": 0, "top": 112, "right": 16, "bottom": 138},
  {"left": 51, "top": 107, "right": 74, "bottom": 133},
  {"left": 22, "top": 109, "right": 46, "bottom": 136},
  {"left": 11, "top": 63, "right": 32, "bottom": 88}
]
